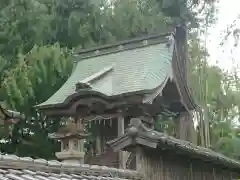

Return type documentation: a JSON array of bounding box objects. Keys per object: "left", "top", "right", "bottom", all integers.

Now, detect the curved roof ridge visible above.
[
  {"left": 76, "top": 33, "right": 172, "bottom": 54},
  {"left": 107, "top": 118, "right": 240, "bottom": 171},
  {"left": 75, "top": 33, "right": 172, "bottom": 61},
  {"left": 0, "top": 154, "right": 143, "bottom": 179}
]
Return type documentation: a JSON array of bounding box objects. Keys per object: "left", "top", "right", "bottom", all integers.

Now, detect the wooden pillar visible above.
[
  {"left": 118, "top": 115, "right": 126, "bottom": 169},
  {"left": 136, "top": 147, "right": 143, "bottom": 172},
  {"left": 96, "top": 135, "right": 101, "bottom": 155}
]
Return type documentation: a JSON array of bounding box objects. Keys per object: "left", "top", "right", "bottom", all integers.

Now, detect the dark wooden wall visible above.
[
  {"left": 85, "top": 119, "right": 120, "bottom": 167},
  {"left": 137, "top": 148, "right": 239, "bottom": 180}
]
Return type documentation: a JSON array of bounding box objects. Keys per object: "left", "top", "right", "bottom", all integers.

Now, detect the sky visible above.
[{"left": 208, "top": 0, "right": 240, "bottom": 72}]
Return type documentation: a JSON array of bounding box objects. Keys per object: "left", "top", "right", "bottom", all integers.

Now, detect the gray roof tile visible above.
[{"left": 0, "top": 154, "right": 142, "bottom": 180}]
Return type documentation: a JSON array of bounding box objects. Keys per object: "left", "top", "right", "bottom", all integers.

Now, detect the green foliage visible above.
[
  {"left": 188, "top": 35, "right": 240, "bottom": 159},
  {"left": 2, "top": 44, "right": 72, "bottom": 111},
  {"left": 0, "top": 0, "right": 54, "bottom": 57},
  {"left": 0, "top": 44, "right": 72, "bottom": 158},
  {"left": 155, "top": 116, "right": 176, "bottom": 135}
]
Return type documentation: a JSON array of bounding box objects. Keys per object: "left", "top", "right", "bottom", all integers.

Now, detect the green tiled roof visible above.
[{"left": 37, "top": 34, "right": 174, "bottom": 108}]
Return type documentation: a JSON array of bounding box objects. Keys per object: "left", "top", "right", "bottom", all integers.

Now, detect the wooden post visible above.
[
  {"left": 96, "top": 135, "right": 101, "bottom": 155},
  {"left": 213, "top": 168, "right": 216, "bottom": 180},
  {"left": 136, "top": 147, "right": 143, "bottom": 172},
  {"left": 118, "top": 115, "right": 125, "bottom": 169}
]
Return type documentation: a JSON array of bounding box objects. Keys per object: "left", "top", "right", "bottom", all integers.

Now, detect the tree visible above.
[
  {"left": 188, "top": 34, "right": 240, "bottom": 159},
  {"left": 0, "top": 44, "right": 72, "bottom": 158}
]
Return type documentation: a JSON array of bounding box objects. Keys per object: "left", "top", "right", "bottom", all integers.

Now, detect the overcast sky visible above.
[{"left": 208, "top": 0, "right": 240, "bottom": 72}]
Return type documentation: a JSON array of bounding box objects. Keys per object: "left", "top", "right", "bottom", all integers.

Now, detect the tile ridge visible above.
[
  {"left": 74, "top": 33, "right": 172, "bottom": 61},
  {"left": 0, "top": 154, "right": 143, "bottom": 179},
  {"left": 75, "top": 32, "right": 172, "bottom": 55}
]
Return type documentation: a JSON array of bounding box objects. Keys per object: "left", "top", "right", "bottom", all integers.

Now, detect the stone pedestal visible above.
[{"left": 56, "top": 151, "right": 85, "bottom": 164}]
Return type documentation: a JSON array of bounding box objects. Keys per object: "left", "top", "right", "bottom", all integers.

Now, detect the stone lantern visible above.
[{"left": 49, "top": 118, "right": 89, "bottom": 164}]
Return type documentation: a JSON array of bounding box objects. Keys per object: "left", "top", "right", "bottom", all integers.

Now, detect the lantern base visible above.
[{"left": 56, "top": 150, "right": 85, "bottom": 164}]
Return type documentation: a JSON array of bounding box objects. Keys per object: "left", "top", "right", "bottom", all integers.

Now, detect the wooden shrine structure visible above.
[
  {"left": 35, "top": 26, "right": 240, "bottom": 179},
  {"left": 36, "top": 26, "right": 196, "bottom": 167}
]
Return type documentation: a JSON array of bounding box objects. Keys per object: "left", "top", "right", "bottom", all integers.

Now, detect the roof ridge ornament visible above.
[
  {"left": 125, "top": 118, "right": 156, "bottom": 138},
  {"left": 118, "top": 45, "right": 124, "bottom": 50},
  {"left": 142, "top": 40, "right": 148, "bottom": 45},
  {"left": 166, "top": 34, "right": 175, "bottom": 51},
  {"left": 75, "top": 65, "right": 114, "bottom": 91},
  {"left": 94, "top": 50, "right": 100, "bottom": 55},
  {"left": 75, "top": 82, "right": 92, "bottom": 92}
]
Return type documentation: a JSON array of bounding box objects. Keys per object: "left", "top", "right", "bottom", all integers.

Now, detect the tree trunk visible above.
[{"left": 176, "top": 111, "right": 197, "bottom": 144}]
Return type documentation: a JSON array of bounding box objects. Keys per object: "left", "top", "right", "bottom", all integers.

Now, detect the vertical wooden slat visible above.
[
  {"left": 190, "top": 163, "right": 193, "bottom": 180},
  {"left": 95, "top": 135, "right": 101, "bottom": 155},
  {"left": 136, "top": 147, "right": 143, "bottom": 172},
  {"left": 213, "top": 168, "right": 216, "bottom": 180},
  {"left": 136, "top": 148, "right": 238, "bottom": 180},
  {"left": 160, "top": 154, "right": 164, "bottom": 180}
]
